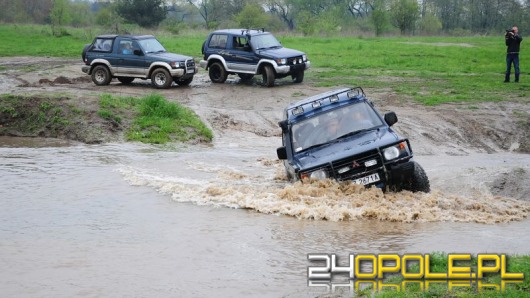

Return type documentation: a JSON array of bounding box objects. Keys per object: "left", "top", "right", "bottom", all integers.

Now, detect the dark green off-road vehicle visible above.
[
  {"left": 82, "top": 34, "right": 197, "bottom": 89},
  {"left": 276, "top": 87, "right": 430, "bottom": 192}
]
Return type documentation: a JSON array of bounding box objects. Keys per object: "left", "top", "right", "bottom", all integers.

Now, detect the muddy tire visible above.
[
  {"left": 292, "top": 71, "right": 304, "bottom": 83},
  {"left": 238, "top": 73, "right": 254, "bottom": 81},
  {"left": 118, "top": 77, "right": 134, "bottom": 84},
  {"left": 91, "top": 65, "right": 112, "bottom": 86},
  {"left": 209, "top": 62, "right": 227, "bottom": 83},
  {"left": 262, "top": 65, "right": 275, "bottom": 87},
  {"left": 175, "top": 76, "right": 193, "bottom": 86},
  {"left": 151, "top": 68, "right": 172, "bottom": 89},
  {"left": 403, "top": 162, "right": 431, "bottom": 193}
]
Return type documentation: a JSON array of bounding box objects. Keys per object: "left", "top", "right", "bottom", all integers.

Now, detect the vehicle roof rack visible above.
[
  {"left": 241, "top": 28, "right": 266, "bottom": 35},
  {"left": 286, "top": 87, "right": 365, "bottom": 118}
]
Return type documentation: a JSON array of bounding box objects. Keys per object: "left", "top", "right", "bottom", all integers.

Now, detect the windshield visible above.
[
  {"left": 250, "top": 33, "right": 282, "bottom": 50},
  {"left": 291, "top": 102, "right": 384, "bottom": 152},
  {"left": 138, "top": 38, "right": 166, "bottom": 53}
]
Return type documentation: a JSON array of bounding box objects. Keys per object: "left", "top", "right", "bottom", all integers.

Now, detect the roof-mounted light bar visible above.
[
  {"left": 347, "top": 87, "right": 365, "bottom": 99},
  {"left": 287, "top": 87, "right": 366, "bottom": 117},
  {"left": 292, "top": 106, "right": 304, "bottom": 116}
]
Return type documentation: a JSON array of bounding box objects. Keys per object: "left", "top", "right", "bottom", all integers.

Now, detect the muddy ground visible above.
[{"left": 0, "top": 57, "right": 529, "bottom": 203}]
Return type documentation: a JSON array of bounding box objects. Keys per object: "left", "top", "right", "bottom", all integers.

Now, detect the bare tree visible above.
[
  {"left": 266, "top": 0, "right": 295, "bottom": 30},
  {"left": 346, "top": 0, "right": 374, "bottom": 18}
]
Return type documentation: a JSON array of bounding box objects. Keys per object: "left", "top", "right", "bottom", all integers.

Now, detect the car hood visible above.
[
  {"left": 293, "top": 128, "right": 400, "bottom": 170},
  {"left": 147, "top": 52, "right": 192, "bottom": 62},
  {"left": 258, "top": 47, "right": 305, "bottom": 59}
]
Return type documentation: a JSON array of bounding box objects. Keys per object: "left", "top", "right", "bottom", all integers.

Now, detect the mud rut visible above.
[{"left": 1, "top": 57, "right": 529, "bottom": 223}]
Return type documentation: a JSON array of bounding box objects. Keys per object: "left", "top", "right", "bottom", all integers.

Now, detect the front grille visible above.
[
  {"left": 331, "top": 149, "right": 383, "bottom": 181},
  {"left": 186, "top": 59, "right": 195, "bottom": 68},
  {"left": 287, "top": 56, "right": 304, "bottom": 66}
]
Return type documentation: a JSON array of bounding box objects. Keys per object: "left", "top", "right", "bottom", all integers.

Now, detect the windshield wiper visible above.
[
  {"left": 299, "top": 141, "right": 333, "bottom": 153},
  {"left": 336, "top": 127, "right": 378, "bottom": 140}
]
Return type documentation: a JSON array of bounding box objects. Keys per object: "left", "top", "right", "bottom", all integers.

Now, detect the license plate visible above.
[
  {"left": 188, "top": 68, "right": 195, "bottom": 73},
  {"left": 352, "top": 173, "right": 380, "bottom": 185}
]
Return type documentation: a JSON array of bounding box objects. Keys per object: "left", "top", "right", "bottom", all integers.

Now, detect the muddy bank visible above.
[{"left": 0, "top": 94, "right": 124, "bottom": 144}]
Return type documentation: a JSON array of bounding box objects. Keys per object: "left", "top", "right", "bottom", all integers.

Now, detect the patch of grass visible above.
[
  {"left": 127, "top": 94, "right": 213, "bottom": 144},
  {"left": 97, "top": 109, "right": 121, "bottom": 124},
  {"left": 98, "top": 93, "right": 213, "bottom": 144}
]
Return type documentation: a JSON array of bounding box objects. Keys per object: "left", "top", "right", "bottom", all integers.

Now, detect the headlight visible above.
[
  {"left": 170, "top": 61, "right": 184, "bottom": 68},
  {"left": 383, "top": 146, "right": 400, "bottom": 160},
  {"left": 302, "top": 55, "right": 307, "bottom": 62},
  {"left": 383, "top": 142, "right": 409, "bottom": 161},
  {"left": 276, "top": 58, "right": 286, "bottom": 65},
  {"left": 311, "top": 169, "right": 329, "bottom": 180},
  {"left": 301, "top": 169, "right": 329, "bottom": 180}
]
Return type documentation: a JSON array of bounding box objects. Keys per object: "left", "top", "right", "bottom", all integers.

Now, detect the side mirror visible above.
[
  {"left": 384, "top": 112, "right": 398, "bottom": 127},
  {"left": 278, "top": 120, "right": 288, "bottom": 132},
  {"left": 277, "top": 147, "right": 287, "bottom": 160},
  {"left": 133, "top": 49, "right": 143, "bottom": 56}
]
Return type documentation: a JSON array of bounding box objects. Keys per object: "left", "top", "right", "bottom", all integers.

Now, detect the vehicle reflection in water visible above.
[{"left": 1, "top": 136, "right": 528, "bottom": 297}]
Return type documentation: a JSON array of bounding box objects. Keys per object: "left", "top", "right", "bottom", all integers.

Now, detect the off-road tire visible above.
[
  {"left": 404, "top": 162, "right": 430, "bottom": 193},
  {"left": 151, "top": 68, "right": 172, "bottom": 89},
  {"left": 209, "top": 62, "right": 228, "bottom": 83},
  {"left": 262, "top": 65, "right": 275, "bottom": 87},
  {"left": 292, "top": 71, "right": 304, "bottom": 83},
  {"left": 91, "top": 65, "right": 112, "bottom": 86},
  {"left": 117, "top": 77, "right": 134, "bottom": 84},
  {"left": 238, "top": 73, "right": 254, "bottom": 81},
  {"left": 175, "top": 77, "right": 193, "bottom": 86}
]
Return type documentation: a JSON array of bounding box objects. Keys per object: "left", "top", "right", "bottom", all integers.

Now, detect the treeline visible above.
[{"left": 1, "top": 0, "right": 528, "bottom": 36}]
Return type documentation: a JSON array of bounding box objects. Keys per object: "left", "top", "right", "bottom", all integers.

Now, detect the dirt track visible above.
[{"left": 1, "top": 57, "right": 529, "bottom": 202}]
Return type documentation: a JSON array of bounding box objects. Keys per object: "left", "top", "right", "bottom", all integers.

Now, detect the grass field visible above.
[{"left": 0, "top": 24, "right": 528, "bottom": 105}]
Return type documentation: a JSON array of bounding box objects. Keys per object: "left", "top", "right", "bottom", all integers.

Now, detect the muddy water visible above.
[{"left": 1, "top": 136, "right": 529, "bottom": 297}]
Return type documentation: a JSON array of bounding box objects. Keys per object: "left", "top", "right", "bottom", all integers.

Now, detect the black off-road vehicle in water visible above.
[
  {"left": 82, "top": 34, "right": 197, "bottom": 89},
  {"left": 276, "top": 87, "right": 430, "bottom": 192},
  {"left": 199, "top": 29, "right": 310, "bottom": 87}
]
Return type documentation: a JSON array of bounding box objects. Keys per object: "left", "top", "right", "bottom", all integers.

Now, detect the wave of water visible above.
[{"left": 119, "top": 166, "right": 529, "bottom": 224}]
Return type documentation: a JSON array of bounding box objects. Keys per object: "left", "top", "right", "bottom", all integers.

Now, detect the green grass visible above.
[
  {"left": 98, "top": 93, "right": 213, "bottom": 144},
  {"left": 1, "top": 24, "right": 528, "bottom": 105}
]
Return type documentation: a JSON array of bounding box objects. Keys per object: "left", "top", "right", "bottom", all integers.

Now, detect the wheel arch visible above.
[
  {"left": 148, "top": 62, "right": 172, "bottom": 78},
  {"left": 89, "top": 59, "right": 113, "bottom": 75},
  {"left": 206, "top": 55, "right": 227, "bottom": 70},
  {"left": 257, "top": 60, "right": 277, "bottom": 75}
]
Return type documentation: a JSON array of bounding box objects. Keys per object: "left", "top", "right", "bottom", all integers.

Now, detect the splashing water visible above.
[{"left": 119, "top": 166, "right": 529, "bottom": 224}]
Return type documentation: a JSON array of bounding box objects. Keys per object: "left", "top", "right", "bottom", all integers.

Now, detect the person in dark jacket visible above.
[{"left": 505, "top": 25, "right": 523, "bottom": 83}]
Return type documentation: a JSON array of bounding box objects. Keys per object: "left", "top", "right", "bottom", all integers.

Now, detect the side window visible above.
[
  {"left": 119, "top": 40, "right": 133, "bottom": 55},
  {"left": 208, "top": 34, "right": 228, "bottom": 49},
  {"left": 232, "top": 36, "right": 249, "bottom": 51},
  {"left": 92, "top": 38, "right": 113, "bottom": 52}
]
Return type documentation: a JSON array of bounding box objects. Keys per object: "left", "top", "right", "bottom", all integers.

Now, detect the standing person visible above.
[{"left": 505, "top": 25, "right": 523, "bottom": 83}]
